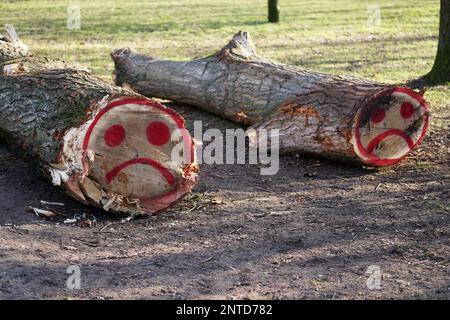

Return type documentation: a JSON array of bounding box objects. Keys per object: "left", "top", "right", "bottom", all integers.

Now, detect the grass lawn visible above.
[{"left": 1, "top": 0, "right": 448, "bottom": 128}]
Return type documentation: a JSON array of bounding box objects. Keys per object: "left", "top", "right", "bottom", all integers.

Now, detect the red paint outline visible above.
[
  {"left": 365, "top": 129, "right": 415, "bottom": 153},
  {"left": 105, "top": 157, "right": 176, "bottom": 185},
  {"left": 83, "top": 98, "right": 194, "bottom": 162},
  {"left": 354, "top": 87, "right": 429, "bottom": 166},
  {"left": 82, "top": 97, "right": 196, "bottom": 210}
]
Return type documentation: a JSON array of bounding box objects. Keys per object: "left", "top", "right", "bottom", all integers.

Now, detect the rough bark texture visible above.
[
  {"left": 0, "top": 26, "right": 198, "bottom": 215},
  {"left": 112, "top": 31, "right": 430, "bottom": 167},
  {"left": 427, "top": 0, "right": 450, "bottom": 84}
]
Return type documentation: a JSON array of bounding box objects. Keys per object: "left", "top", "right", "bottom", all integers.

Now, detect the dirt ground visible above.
[{"left": 0, "top": 103, "right": 449, "bottom": 300}]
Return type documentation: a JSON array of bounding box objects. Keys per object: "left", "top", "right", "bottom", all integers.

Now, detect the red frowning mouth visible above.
[
  {"left": 105, "top": 158, "right": 176, "bottom": 185},
  {"left": 366, "top": 129, "right": 415, "bottom": 154}
]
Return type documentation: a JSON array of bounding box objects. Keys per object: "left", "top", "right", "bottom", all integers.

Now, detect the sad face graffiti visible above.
[
  {"left": 352, "top": 88, "right": 429, "bottom": 166},
  {"left": 82, "top": 98, "right": 194, "bottom": 200}
]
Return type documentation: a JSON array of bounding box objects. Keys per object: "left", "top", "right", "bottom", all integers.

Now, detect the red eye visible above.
[
  {"left": 400, "top": 102, "right": 414, "bottom": 119},
  {"left": 104, "top": 124, "right": 126, "bottom": 147},
  {"left": 370, "top": 107, "right": 385, "bottom": 124},
  {"left": 146, "top": 121, "right": 170, "bottom": 146}
]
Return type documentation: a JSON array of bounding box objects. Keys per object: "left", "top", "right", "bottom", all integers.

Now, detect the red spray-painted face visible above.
[
  {"left": 82, "top": 98, "right": 194, "bottom": 199},
  {"left": 352, "top": 88, "right": 429, "bottom": 166}
]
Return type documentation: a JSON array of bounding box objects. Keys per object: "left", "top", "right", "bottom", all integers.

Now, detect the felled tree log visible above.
[
  {"left": 0, "top": 26, "right": 197, "bottom": 215},
  {"left": 112, "top": 31, "right": 430, "bottom": 166}
]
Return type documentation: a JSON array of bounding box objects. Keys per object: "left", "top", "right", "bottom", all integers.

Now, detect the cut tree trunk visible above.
[
  {"left": 426, "top": 0, "right": 450, "bottom": 84},
  {"left": 0, "top": 26, "right": 198, "bottom": 215},
  {"left": 112, "top": 31, "right": 430, "bottom": 167}
]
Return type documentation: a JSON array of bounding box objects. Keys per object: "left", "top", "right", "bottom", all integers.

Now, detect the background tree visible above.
[
  {"left": 268, "top": 0, "right": 279, "bottom": 23},
  {"left": 426, "top": 0, "right": 450, "bottom": 84}
]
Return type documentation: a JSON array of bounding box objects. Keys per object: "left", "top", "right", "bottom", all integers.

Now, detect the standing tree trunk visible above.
[
  {"left": 112, "top": 31, "right": 430, "bottom": 167},
  {"left": 426, "top": 0, "right": 450, "bottom": 84},
  {"left": 268, "top": 0, "right": 280, "bottom": 23},
  {"left": 0, "top": 26, "right": 198, "bottom": 215}
]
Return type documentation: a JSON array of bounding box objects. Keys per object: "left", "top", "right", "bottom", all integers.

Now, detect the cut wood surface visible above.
[
  {"left": 112, "top": 31, "right": 430, "bottom": 166},
  {"left": 0, "top": 26, "right": 198, "bottom": 215}
]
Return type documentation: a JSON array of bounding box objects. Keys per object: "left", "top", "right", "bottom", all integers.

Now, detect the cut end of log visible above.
[
  {"left": 351, "top": 87, "right": 430, "bottom": 166},
  {"left": 1, "top": 25, "right": 198, "bottom": 216},
  {"left": 111, "top": 47, "right": 158, "bottom": 88},
  {"left": 60, "top": 96, "right": 198, "bottom": 215}
]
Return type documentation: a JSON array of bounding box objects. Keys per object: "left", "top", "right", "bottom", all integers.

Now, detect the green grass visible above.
[{"left": 1, "top": 0, "right": 449, "bottom": 127}]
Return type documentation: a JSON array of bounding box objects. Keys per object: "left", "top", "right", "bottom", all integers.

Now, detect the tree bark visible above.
[
  {"left": 426, "top": 0, "right": 450, "bottom": 84},
  {"left": 112, "top": 31, "right": 430, "bottom": 167},
  {"left": 0, "top": 26, "right": 198, "bottom": 215},
  {"left": 268, "top": 0, "right": 280, "bottom": 23}
]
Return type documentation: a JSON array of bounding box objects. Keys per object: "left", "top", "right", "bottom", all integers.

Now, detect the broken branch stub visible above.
[
  {"left": 112, "top": 31, "right": 430, "bottom": 166},
  {"left": 0, "top": 26, "right": 198, "bottom": 215}
]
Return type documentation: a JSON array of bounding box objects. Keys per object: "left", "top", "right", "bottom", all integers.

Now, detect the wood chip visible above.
[
  {"left": 63, "top": 245, "right": 78, "bottom": 251},
  {"left": 200, "top": 257, "right": 213, "bottom": 263},
  {"left": 40, "top": 200, "right": 65, "bottom": 206},
  {"left": 28, "top": 207, "right": 57, "bottom": 218}
]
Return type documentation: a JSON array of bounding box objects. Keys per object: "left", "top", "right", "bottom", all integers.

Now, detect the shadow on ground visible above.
[{"left": 0, "top": 105, "right": 449, "bottom": 299}]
